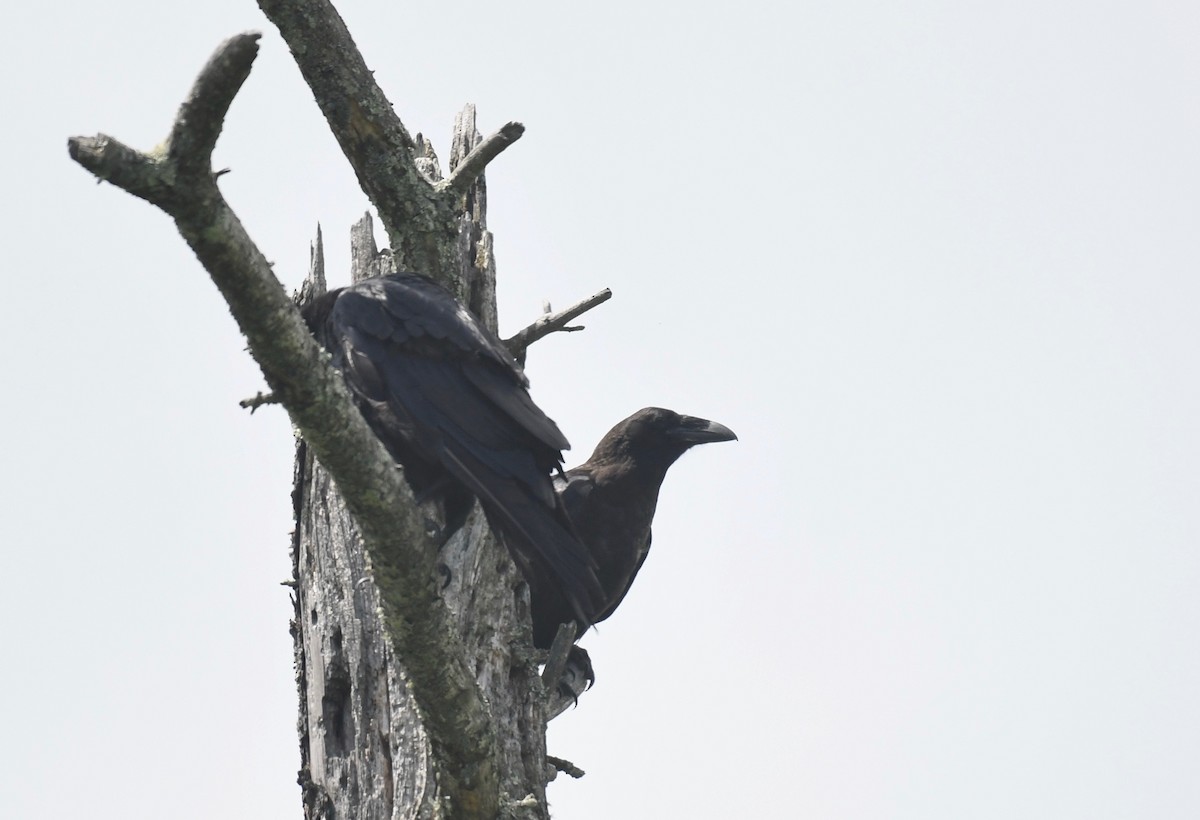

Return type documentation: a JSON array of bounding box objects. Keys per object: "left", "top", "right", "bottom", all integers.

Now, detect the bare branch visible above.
[
  {"left": 239, "top": 391, "right": 278, "bottom": 412},
  {"left": 257, "top": 0, "right": 524, "bottom": 300},
  {"left": 505, "top": 287, "right": 613, "bottom": 363},
  {"left": 547, "top": 756, "right": 586, "bottom": 780},
  {"left": 438, "top": 122, "right": 525, "bottom": 195},
  {"left": 167, "top": 32, "right": 261, "bottom": 175},
  {"left": 67, "top": 135, "right": 176, "bottom": 209},
  {"left": 256, "top": 0, "right": 457, "bottom": 279}
]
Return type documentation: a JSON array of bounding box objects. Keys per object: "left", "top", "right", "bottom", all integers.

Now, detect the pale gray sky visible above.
[{"left": 4, "top": 1, "right": 1199, "bottom": 818}]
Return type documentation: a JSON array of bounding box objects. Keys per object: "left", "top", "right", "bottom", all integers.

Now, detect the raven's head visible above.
[{"left": 591, "top": 407, "right": 737, "bottom": 470}]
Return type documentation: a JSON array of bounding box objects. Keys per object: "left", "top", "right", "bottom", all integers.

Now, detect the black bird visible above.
[
  {"left": 529, "top": 407, "right": 737, "bottom": 655},
  {"left": 301, "top": 272, "right": 601, "bottom": 627}
]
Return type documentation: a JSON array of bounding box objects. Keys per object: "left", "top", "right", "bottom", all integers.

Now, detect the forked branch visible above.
[
  {"left": 256, "top": 0, "right": 523, "bottom": 288},
  {"left": 67, "top": 32, "right": 498, "bottom": 820},
  {"left": 506, "top": 287, "right": 613, "bottom": 363},
  {"left": 439, "top": 121, "right": 526, "bottom": 195}
]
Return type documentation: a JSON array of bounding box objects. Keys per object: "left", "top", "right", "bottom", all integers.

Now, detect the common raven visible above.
[
  {"left": 301, "top": 272, "right": 601, "bottom": 627},
  {"left": 529, "top": 407, "right": 737, "bottom": 657}
]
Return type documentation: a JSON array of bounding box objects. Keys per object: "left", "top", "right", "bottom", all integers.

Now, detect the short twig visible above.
[
  {"left": 547, "top": 755, "right": 585, "bottom": 779},
  {"left": 239, "top": 391, "right": 278, "bottom": 412},
  {"left": 438, "top": 121, "right": 525, "bottom": 195},
  {"left": 505, "top": 287, "right": 612, "bottom": 363},
  {"left": 540, "top": 621, "right": 577, "bottom": 691}
]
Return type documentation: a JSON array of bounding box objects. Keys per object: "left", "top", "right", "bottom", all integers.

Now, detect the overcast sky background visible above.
[{"left": 3, "top": 1, "right": 1198, "bottom": 818}]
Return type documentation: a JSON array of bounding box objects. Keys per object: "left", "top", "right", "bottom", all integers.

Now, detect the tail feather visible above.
[{"left": 441, "top": 448, "right": 600, "bottom": 629}]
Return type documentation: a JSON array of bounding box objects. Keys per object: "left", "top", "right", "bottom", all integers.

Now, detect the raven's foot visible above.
[
  {"left": 558, "top": 645, "right": 595, "bottom": 700},
  {"left": 545, "top": 645, "right": 595, "bottom": 719}
]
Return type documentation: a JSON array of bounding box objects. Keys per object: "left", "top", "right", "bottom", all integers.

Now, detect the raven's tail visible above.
[{"left": 441, "top": 449, "right": 602, "bottom": 632}]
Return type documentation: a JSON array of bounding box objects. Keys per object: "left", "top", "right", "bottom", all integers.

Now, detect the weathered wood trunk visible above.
[
  {"left": 69, "top": 13, "right": 573, "bottom": 816},
  {"left": 291, "top": 111, "right": 553, "bottom": 820}
]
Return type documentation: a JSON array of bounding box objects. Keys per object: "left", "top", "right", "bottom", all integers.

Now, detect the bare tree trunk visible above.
[{"left": 293, "top": 181, "right": 553, "bottom": 819}]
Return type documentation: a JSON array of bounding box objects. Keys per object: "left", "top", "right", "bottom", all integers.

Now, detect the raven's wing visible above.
[
  {"left": 326, "top": 274, "right": 600, "bottom": 622},
  {"left": 592, "top": 530, "right": 651, "bottom": 623},
  {"left": 331, "top": 275, "right": 569, "bottom": 451}
]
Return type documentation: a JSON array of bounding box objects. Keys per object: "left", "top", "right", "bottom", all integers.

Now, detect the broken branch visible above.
[
  {"left": 505, "top": 287, "right": 612, "bottom": 363},
  {"left": 239, "top": 391, "right": 278, "bottom": 412},
  {"left": 547, "top": 756, "right": 586, "bottom": 779},
  {"left": 438, "top": 121, "right": 525, "bottom": 195}
]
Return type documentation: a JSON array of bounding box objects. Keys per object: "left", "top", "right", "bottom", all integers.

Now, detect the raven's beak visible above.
[{"left": 669, "top": 415, "right": 738, "bottom": 445}]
